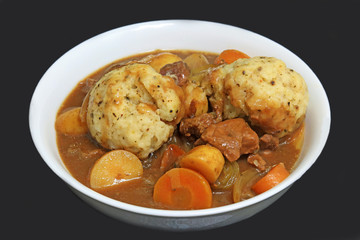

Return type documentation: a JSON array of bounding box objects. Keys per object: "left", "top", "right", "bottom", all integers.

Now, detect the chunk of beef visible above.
[
  {"left": 260, "top": 134, "right": 279, "bottom": 150},
  {"left": 200, "top": 118, "right": 259, "bottom": 162},
  {"left": 247, "top": 153, "right": 267, "bottom": 171},
  {"left": 179, "top": 112, "right": 218, "bottom": 138},
  {"left": 160, "top": 61, "right": 190, "bottom": 87}
]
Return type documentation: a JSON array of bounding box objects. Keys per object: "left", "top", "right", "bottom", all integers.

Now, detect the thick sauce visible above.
[{"left": 56, "top": 50, "right": 303, "bottom": 209}]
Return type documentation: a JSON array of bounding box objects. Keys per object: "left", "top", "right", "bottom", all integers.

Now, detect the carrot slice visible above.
[
  {"left": 153, "top": 168, "right": 212, "bottom": 209},
  {"left": 251, "top": 163, "right": 290, "bottom": 194},
  {"left": 214, "top": 49, "right": 250, "bottom": 64}
]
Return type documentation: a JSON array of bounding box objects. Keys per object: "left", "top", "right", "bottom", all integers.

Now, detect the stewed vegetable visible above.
[{"left": 56, "top": 49, "right": 307, "bottom": 210}]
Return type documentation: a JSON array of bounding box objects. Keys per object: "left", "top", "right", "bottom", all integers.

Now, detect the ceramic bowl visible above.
[{"left": 29, "top": 20, "right": 330, "bottom": 231}]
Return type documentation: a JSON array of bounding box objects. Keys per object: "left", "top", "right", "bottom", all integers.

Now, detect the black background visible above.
[{"left": 2, "top": 0, "right": 359, "bottom": 239}]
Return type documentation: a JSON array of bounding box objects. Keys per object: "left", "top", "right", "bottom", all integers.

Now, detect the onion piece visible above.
[
  {"left": 212, "top": 160, "right": 240, "bottom": 190},
  {"left": 233, "top": 168, "right": 259, "bottom": 203}
]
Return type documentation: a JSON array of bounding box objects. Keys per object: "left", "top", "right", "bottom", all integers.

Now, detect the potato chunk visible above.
[
  {"left": 55, "top": 107, "right": 88, "bottom": 135},
  {"left": 90, "top": 150, "right": 143, "bottom": 189},
  {"left": 179, "top": 145, "right": 225, "bottom": 183},
  {"left": 143, "top": 52, "right": 182, "bottom": 72},
  {"left": 183, "top": 82, "right": 208, "bottom": 118},
  {"left": 183, "top": 53, "right": 210, "bottom": 74}
]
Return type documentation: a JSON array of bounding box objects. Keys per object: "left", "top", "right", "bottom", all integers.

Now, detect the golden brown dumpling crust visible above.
[
  {"left": 207, "top": 57, "right": 308, "bottom": 137},
  {"left": 87, "top": 63, "right": 184, "bottom": 159}
]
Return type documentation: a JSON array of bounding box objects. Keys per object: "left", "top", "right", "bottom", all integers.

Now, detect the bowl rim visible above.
[{"left": 29, "top": 19, "right": 331, "bottom": 218}]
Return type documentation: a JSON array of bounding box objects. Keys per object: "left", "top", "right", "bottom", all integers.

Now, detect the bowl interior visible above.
[{"left": 29, "top": 20, "right": 330, "bottom": 217}]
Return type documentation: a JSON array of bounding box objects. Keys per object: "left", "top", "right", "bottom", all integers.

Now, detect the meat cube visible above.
[
  {"left": 200, "top": 118, "right": 259, "bottom": 162},
  {"left": 247, "top": 153, "right": 267, "bottom": 171},
  {"left": 160, "top": 61, "right": 190, "bottom": 87},
  {"left": 179, "top": 113, "right": 218, "bottom": 138},
  {"left": 260, "top": 134, "right": 279, "bottom": 150}
]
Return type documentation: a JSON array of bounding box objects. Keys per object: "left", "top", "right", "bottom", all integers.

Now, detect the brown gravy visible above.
[{"left": 56, "top": 50, "right": 303, "bottom": 209}]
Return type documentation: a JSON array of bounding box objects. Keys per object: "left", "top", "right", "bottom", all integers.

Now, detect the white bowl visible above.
[{"left": 29, "top": 20, "right": 330, "bottom": 231}]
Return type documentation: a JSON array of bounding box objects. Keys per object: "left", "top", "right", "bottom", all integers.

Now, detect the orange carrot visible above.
[
  {"left": 160, "top": 144, "right": 185, "bottom": 171},
  {"left": 153, "top": 168, "right": 212, "bottom": 209},
  {"left": 251, "top": 163, "right": 290, "bottom": 194},
  {"left": 214, "top": 49, "right": 250, "bottom": 64}
]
